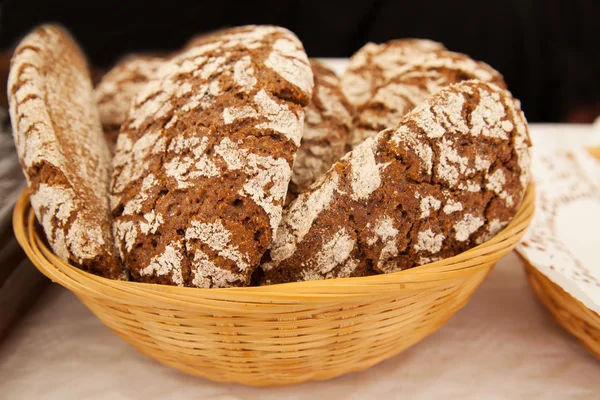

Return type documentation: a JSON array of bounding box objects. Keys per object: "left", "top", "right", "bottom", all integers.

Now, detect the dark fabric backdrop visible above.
[{"left": 1, "top": 0, "right": 599, "bottom": 122}]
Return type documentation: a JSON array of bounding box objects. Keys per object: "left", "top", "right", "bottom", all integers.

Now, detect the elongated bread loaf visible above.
[{"left": 8, "top": 25, "right": 123, "bottom": 279}]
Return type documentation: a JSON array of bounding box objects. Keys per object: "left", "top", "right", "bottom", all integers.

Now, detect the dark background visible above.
[{"left": 1, "top": 0, "right": 599, "bottom": 122}]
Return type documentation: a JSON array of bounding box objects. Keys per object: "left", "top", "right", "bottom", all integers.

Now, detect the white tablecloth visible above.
[{"left": 1, "top": 127, "right": 599, "bottom": 399}]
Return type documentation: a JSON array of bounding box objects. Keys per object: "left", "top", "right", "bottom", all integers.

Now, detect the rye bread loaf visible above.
[
  {"left": 288, "top": 59, "right": 353, "bottom": 200},
  {"left": 94, "top": 55, "right": 164, "bottom": 150},
  {"left": 261, "top": 80, "right": 531, "bottom": 284},
  {"left": 349, "top": 50, "right": 506, "bottom": 148},
  {"left": 8, "top": 25, "right": 123, "bottom": 279},
  {"left": 111, "top": 25, "right": 313, "bottom": 288},
  {"left": 341, "top": 39, "right": 445, "bottom": 108},
  {"left": 95, "top": 56, "right": 353, "bottom": 203}
]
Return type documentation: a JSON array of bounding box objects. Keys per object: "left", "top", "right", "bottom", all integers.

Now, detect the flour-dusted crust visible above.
[
  {"left": 341, "top": 39, "right": 445, "bottom": 108},
  {"left": 349, "top": 50, "right": 506, "bottom": 148},
  {"left": 288, "top": 59, "right": 353, "bottom": 199},
  {"left": 98, "top": 57, "right": 351, "bottom": 202},
  {"left": 262, "top": 80, "right": 531, "bottom": 284},
  {"left": 111, "top": 25, "right": 313, "bottom": 287},
  {"left": 94, "top": 55, "right": 164, "bottom": 150},
  {"left": 8, "top": 25, "right": 123, "bottom": 279}
]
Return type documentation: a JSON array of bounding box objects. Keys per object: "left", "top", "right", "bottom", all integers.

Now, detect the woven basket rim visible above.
[{"left": 13, "top": 183, "right": 535, "bottom": 303}]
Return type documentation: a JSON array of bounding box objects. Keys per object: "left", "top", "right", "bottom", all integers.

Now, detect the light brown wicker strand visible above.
[
  {"left": 524, "top": 260, "right": 600, "bottom": 359},
  {"left": 13, "top": 184, "right": 535, "bottom": 386}
]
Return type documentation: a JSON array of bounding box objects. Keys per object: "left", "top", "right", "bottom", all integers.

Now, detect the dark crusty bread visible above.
[
  {"left": 94, "top": 55, "right": 164, "bottom": 151},
  {"left": 349, "top": 50, "right": 506, "bottom": 148},
  {"left": 341, "top": 39, "right": 446, "bottom": 108},
  {"left": 96, "top": 57, "right": 353, "bottom": 205},
  {"left": 261, "top": 80, "right": 531, "bottom": 284},
  {"left": 111, "top": 25, "right": 313, "bottom": 288},
  {"left": 288, "top": 59, "right": 353, "bottom": 200},
  {"left": 8, "top": 25, "right": 123, "bottom": 279}
]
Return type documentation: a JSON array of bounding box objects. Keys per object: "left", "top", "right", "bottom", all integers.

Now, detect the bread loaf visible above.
[
  {"left": 349, "top": 50, "right": 506, "bottom": 148},
  {"left": 8, "top": 25, "right": 123, "bottom": 279},
  {"left": 97, "top": 57, "right": 353, "bottom": 204},
  {"left": 341, "top": 39, "right": 445, "bottom": 108},
  {"left": 111, "top": 26, "right": 313, "bottom": 287},
  {"left": 288, "top": 59, "right": 353, "bottom": 199},
  {"left": 261, "top": 80, "right": 531, "bottom": 284},
  {"left": 94, "top": 55, "right": 164, "bottom": 150}
]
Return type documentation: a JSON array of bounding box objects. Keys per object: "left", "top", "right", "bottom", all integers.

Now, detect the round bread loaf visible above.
[
  {"left": 288, "top": 59, "right": 353, "bottom": 200},
  {"left": 111, "top": 25, "right": 313, "bottom": 288},
  {"left": 94, "top": 55, "right": 164, "bottom": 150},
  {"left": 341, "top": 39, "right": 445, "bottom": 108},
  {"left": 261, "top": 80, "right": 531, "bottom": 284},
  {"left": 349, "top": 50, "right": 506, "bottom": 148},
  {"left": 8, "top": 25, "right": 123, "bottom": 279}
]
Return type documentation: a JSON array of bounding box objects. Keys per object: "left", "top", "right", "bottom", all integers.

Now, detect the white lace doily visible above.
[{"left": 517, "top": 147, "right": 600, "bottom": 315}]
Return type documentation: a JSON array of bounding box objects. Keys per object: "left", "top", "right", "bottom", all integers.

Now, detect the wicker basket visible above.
[
  {"left": 520, "top": 146, "right": 600, "bottom": 360},
  {"left": 523, "top": 260, "right": 600, "bottom": 359},
  {"left": 13, "top": 184, "right": 534, "bottom": 386}
]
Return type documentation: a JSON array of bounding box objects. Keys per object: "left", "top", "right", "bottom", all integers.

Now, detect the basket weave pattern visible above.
[
  {"left": 524, "top": 260, "right": 600, "bottom": 359},
  {"left": 14, "top": 185, "right": 535, "bottom": 386}
]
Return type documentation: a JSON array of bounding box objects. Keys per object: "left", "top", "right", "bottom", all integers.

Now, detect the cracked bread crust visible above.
[
  {"left": 8, "top": 25, "right": 123, "bottom": 279},
  {"left": 94, "top": 55, "right": 164, "bottom": 151},
  {"left": 110, "top": 25, "right": 313, "bottom": 288},
  {"left": 341, "top": 39, "right": 446, "bottom": 108},
  {"left": 349, "top": 50, "right": 506, "bottom": 148},
  {"left": 288, "top": 59, "right": 353, "bottom": 200},
  {"left": 261, "top": 80, "right": 531, "bottom": 284},
  {"left": 97, "top": 57, "right": 353, "bottom": 204}
]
